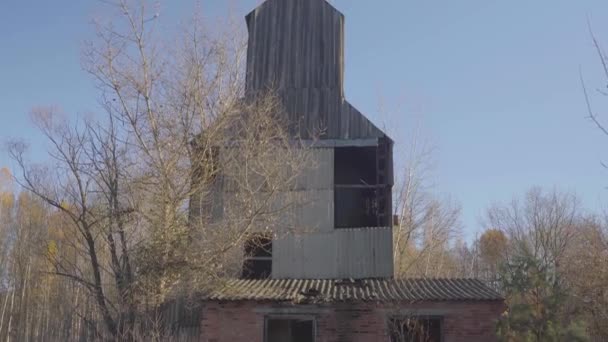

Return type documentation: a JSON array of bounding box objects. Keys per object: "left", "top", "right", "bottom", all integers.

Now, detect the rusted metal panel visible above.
[{"left": 273, "top": 227, "right": 393, "bottom": 279}]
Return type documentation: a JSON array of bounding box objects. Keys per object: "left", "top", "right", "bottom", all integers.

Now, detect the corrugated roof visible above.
[{"left": 204, "top": 278, "right": 503, "bottom": 303}]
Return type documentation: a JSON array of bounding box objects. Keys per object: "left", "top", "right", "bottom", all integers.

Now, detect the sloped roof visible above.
[{"left": 204, "top": 278, "right": 503, "bottom": 303}]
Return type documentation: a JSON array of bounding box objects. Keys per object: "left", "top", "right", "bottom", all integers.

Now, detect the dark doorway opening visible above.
[{"left": 266, "top": 317, "right": 314, "bottom": 342}]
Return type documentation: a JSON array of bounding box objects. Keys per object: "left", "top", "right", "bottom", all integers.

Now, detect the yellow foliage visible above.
[
  {"left": 0, "top": 167, "right": 12, "bottom": 187},
  {"left": 0, "top": 192, "right": 14, "bottom": 209},
  {"left": 17, "top": 191, "right": 47, "bottom": 221},
  {"left": 59, "top": 200, "right": 70, "bottom": 210},
  {"left": 47, "top": 240, "right": 58, "bottom": 260},
  {"left": 479, "top": 229, "right": 508, "bottom": 265},
  {"left": 0, "top": 167, "right": 15, "bottom": 209}
]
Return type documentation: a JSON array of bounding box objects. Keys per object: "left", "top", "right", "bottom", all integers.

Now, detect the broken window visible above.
[
  {"left": 334, "top": 139, "right": 392, "bottom": 228},
  {"left": 389, "top": 317, "right": 442, "bottom": 342},
  {"left": 265, "top": 317, "right": 314, "bottom": 342},
  {"left": 334, "top": 146, "right": 378, "bottom": 185},
  {"left": 334, "top": 187, "right": 390, "bottom": 228},
  {"left": 241, "top": 235, "right": 272, "bottom": 279}
]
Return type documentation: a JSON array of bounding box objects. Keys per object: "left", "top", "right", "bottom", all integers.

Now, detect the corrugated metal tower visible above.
[{"left": 243, "top": 0, "right": 395, "bottom": 279}]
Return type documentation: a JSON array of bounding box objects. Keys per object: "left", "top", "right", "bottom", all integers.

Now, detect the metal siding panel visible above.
[
  {"left": 292, "top": 190, "right": 333, "bottom": 232},
  {"left": 296, "top": 148, "right": 333, "bottom": 190},
  {"left": 307, "top": 232, "right": 337, "bottom": 278},
  {"left": 272, "top": 228, "right": 393, "bottom": 279},
  {"left": 273, "top": 232, "right": 335, "bottom": 278}
]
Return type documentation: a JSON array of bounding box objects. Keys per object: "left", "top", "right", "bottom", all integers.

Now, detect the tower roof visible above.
[{"left": 245, "top": 0, "right": 390, "bottom": 141}]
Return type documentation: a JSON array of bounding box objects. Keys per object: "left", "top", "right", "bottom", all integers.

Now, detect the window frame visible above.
[
  {"left": 334, "top": 186, "right": 390, "bottom": 228},
  {"left": 241, "top": 235, "right": 273, "bottom": 279},
  {"left": 333, "top": 140, "right": 393, "bottom": 229},
  {"left": 264, "top": 315, "right": 317, "bottom": 342},
  {"left": 387, "top": 315, "right": 444, "bottom": 342}
]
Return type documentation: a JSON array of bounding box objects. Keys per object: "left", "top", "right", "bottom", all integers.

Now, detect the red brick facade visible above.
[{"left": 201, "top": 300, "right": 505, "bottom": 342}]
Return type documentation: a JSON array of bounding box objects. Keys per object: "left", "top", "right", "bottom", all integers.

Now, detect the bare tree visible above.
[
  {"left": 484, "top": 187, "right": 579, "bottom": 272},
  {"left": 484, "top": 188, "right": 592, "bottom": 340},
  {"left": 578, "top": 22, "right": 608, "bottom": 342},
  {"left": 582, "top": 23, "right": 608, "bottom": 142},
  {"left": 6, "top": 0, "right": 311, "bottom": 339},
  {"left": 388, "top": 316, "right": 440, "bottom": 342},
  {"left": 392, "top": 132, "right": 462, "bottom": 278},
  {"left": 562, "top": 216, "right": 608, "bottom": 339}
]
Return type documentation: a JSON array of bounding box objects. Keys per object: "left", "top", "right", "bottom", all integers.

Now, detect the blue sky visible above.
[{"left": 2, "top": 0, "right": 608, "bottom": 240}]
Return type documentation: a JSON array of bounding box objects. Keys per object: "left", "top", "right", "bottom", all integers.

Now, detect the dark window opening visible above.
[
  {"left": 241, "top": 235, "right": 272, "bottom": 279},
  {"left": 333, "top": 142, "right": 393, "bottom": 229},
  {"left": 334, "top": 146, "right": 378, "bottom": 185},
  {"left": 389, "top": 317, "right": 442, "bottom": 342},
  {"left": 266, "top": 317, "right": 314, "bottom": 342},
  {"left": 334, "top": 187, "right": 389, "bottom": 228},
  {"left": 244, "top": 236, "right": 272, "bottom": 257},
  {"left": 160, "top": 299, "right": 202, "bottom": 333}
]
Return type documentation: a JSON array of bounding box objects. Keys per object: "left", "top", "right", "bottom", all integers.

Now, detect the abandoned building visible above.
[{"left": 198, "top": 0, "right": 505, "bottom": 341}]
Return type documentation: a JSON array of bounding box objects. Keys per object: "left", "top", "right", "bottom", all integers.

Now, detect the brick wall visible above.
[{"left": 200, "top": 300, "right": 505, "bottom": 342}]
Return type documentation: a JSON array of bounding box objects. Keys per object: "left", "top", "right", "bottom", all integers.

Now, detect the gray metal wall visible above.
[
  {"left": 246, "top": 0, "right": 344, "bottom": 95},
  {"left": 271, "top": 147, "right": 394, "bottom": 279},
  {"left": 191, "top": 146, "right": 395, "bottom": 280},
  {"left": 272, "top": 227, "right": 394, "bottom": 279}
]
